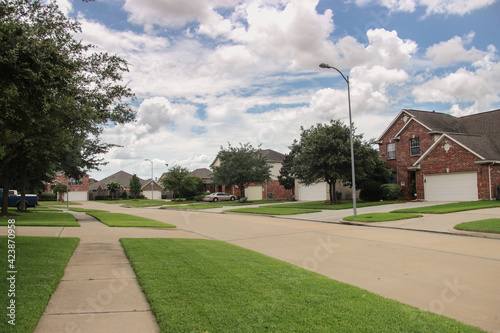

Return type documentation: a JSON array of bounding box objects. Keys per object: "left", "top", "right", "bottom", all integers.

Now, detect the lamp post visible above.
[
  {"left": 145, "top": 159, "right": 154, "bottom": 203},
  {"left": 319, "top": 63, "right": 357, "bottom": 216}
]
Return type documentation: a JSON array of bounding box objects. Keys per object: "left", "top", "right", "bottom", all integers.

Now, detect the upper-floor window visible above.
[
  {"left": 410, "top": 138, "right": 420, "bottom": 156},
  {"left": 387, "top": 143, "right": 396, "bottom": 159}
]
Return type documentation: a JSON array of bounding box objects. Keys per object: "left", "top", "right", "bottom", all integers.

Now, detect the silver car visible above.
[{"left": 202, "top": 192, "right": 236, "bottom": 202}]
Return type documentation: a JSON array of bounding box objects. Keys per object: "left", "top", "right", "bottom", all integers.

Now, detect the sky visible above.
[{"left": 52, "top": 0, "right": 500, "bottom": 181}]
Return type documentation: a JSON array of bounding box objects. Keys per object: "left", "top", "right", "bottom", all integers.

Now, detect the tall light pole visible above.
[
  {"left": 319, "top": 63, "right": 357, "bottom": 216},
  {"left": 145, "top": 159, "right": 154, "bottom": 202}
]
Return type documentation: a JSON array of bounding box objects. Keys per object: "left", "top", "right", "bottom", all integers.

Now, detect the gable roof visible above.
[
  {"left": 210, "top": 148, "right": 286, "bottom": 167},
  {"left": 379, "top": 109, "right": 500, "bottom": 161},
  {"left": 89, "top": 171, "right": 142, "bottom": 191},
  {"left": 189, "top": 168, "right": 212, "bottom": 179}
]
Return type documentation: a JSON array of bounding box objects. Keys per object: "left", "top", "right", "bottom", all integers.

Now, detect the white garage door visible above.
[
  {"left": 68, "top": 191, "right": 88, "bottom": 201},
  {"left": 246, "top": 186, "right": 262, "bottom": 200},
  {"left": 297, "top": 182, "right": 327, "bottom": 201},
  {"left": 424, "top": 172, "right": 478, "bottom": 201}
]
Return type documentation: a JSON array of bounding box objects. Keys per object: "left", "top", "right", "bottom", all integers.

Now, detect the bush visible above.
[
  {"left": 194, "top": 194, "right": 206, "bottom": 201},
  {"left": 121, "top": 191, "right": 128, "bottom": 199},
  {"left": 359, "top": 181, "right": 383, "bottom": 202},
  {"left": 39, "top": 193, "right": 56, "bottom": 201},
  {"left": 95, "top": 195, "right": 111, "bottom": 200},
  {"left": 381, "top": 184, "right": 402, "bottom": 200}
]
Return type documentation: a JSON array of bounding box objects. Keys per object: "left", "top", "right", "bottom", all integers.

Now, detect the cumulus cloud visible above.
[{"left": 426, "top": 32, "right": 488, "bottom": 65}]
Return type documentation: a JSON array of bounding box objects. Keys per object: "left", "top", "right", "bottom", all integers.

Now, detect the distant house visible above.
[
  {"left": 189, "top": 168, "right": 213, "bottom": 193},
  {"left": 89, "top": 170, "right": 162, "bottom": 200},
  {"left": 210, "top": 149, "right": 293, "bottom": 200},
  {"left": 44, "top": 172, "right": 90, "bottom": 201},
  {"left": 376, "top": 109, "right": 500, "bottom": 201}
]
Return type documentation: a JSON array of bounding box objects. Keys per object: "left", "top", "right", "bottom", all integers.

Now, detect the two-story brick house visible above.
[{"left": 377, "top": 109, "right": 500, "bottom": 201}]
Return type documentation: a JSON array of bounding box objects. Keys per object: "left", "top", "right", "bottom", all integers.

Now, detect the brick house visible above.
[
  {"left": 44, "top": 172, "right": 90, "bottom": 201},
  {"left": 376, "top": 109, "right": 500, "bottom": 201},
  {"left": 210, "top": 149, "right": 293, "bottom": 200},
  {"left": 89, "top": 170, "right": 162, "bottom": 200}
]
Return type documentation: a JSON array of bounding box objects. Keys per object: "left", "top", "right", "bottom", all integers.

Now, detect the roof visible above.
[
  {"left": 380, "top": 109, "right": 500, "bottom": 161},
  {"left": 89, "top": 171, "right": 143, "bottom": 191},
  {"left": 189, "top": 168, "right": 212, "bottom": 179},
  {"left": 210, "top": 148, "right": 286, "bottom": 167}
]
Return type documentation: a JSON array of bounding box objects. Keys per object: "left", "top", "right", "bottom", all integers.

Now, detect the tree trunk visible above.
[
  {"left": 239, "top": 184, "right": 246, "bottom": 198},
  {"left": 1, "top": 180, "right": 11, "bottom": 216},
  {"left": 19, "top": 170, "right": 27, "bottom": 210},
  {"left": 328, "top": 179, "right": 337, "bottom": 205}
]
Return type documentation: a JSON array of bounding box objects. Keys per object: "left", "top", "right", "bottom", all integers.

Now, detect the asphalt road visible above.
[{"left": 5, "top": 201, "right": 500, "bottom": 332}]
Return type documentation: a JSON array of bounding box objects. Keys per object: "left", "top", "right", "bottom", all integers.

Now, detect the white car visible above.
[{"left": 202, "top": 192, "right": 236, "bottom": 202}]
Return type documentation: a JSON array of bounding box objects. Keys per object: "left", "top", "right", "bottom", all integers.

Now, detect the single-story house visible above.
[
  {"left": 376, "top": 109, "right": 500, "bottom": 201},
  {"left": 89, "top": 170, "right": 162, "bottom": 200}
]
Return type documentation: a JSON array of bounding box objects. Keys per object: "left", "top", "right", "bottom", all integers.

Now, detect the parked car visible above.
[
  {"left": 0, "top": 188, "right": 39, "bottom": 210},
  {"left": 202, "top": 192, "right": 236, "bottom": 202}
]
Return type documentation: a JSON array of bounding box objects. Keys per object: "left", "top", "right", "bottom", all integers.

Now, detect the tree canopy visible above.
[
  {"left": 210, "top": 143, "right": 272, "bottom": 198},
  {"left": 290, "top": 120, "right": 388, "bottom": 204},
  {"left": 160, "top": 166, "right": 190, "bottom": 200},
  {"left": 0, "top": 0, "right": 135, "bottom": 214},
  {"left": 129, "top": 174, "right": 142, "bottom": 199}
]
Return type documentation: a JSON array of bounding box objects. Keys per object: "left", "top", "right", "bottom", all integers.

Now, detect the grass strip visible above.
[
  {"left": 454, "top": 219, "right": 500, "bottom": 234},
  {"left": 68, "top": 208, "right": 109, "bottom": 213},
  {"left": 87, "top": 212, "right": 175, "bottom": 228},
  {"left": 0, "top": 236, "right": 79, "bottom": 332},
  {"left": 343, "top": 213, "right": 422, "bottom": 222},
  {"left": 121, "top": 238, "right": 483, "bottom": 333},
  {"left": 392, "top": 200, "right": 500, "bottom": 214},
  {"left": 161, "top": 199, "right": 284, "bottom": 210},
  {"left": 225, "top": 207, "right": 321, "bottom": 215},
  {"left": 266, "top": 200, "right": 404, "bottom": 210},
  {"left": 94, "top": 199, "right": 168, "bottom": 207},
  {"left": 0, "top": 212, "right": 79, "bottom": 227}
]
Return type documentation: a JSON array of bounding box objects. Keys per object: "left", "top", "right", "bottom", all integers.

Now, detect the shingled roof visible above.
[
  {"left": 404, "top": 109, "right": 500, "bottom": 161},
  {"left": 89, "top": 171, "right": 152, "bottom": 191}
]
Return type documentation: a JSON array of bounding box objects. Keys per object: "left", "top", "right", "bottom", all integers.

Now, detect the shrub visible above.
[
  {"left": 359, "top": 181, "right": 383, "bottom": 202},
  {"left": 39, "top": 193, "right": 56, "bottom": 201},
  {"left": 194, "top": 194, "right": 206, "bottom": 201},
  {"left": 121, "top": 191, "right": 128, "bottom": 199},
  {"left": 95, "top": 195, "right": 111, "bottom": 200},
  {"left": 381, "top": 184, "right": 402, "bottom": 200}
]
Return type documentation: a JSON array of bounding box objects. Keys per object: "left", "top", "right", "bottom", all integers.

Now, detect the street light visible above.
[
  {"left": 319, "top": 63, "right": 357, "bottom": 216},
  {"left": 145, "top": 159, "right": 154, "bottom": 203}
]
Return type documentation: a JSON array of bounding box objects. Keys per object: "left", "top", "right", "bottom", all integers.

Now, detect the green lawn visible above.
[
  {"left": 343, "top": 213, "right": 422, "bottom": 222},
  {"left": 95, "top": 199, "right": 168, "bottom": 207},
  {"left": 68, "top": 207, "right": 109, "bottom": 213},
  {"left": 87, "top": 212, "right": 175, "bottom": 228},
  {"left": 161, "top": 199, "right": 282, "bottom": 210},
  {"left": 225, "top": 207, "right": 322, "bottom": 215},
  {"left": 0, "top": 236, "right": 79, "bottom": 332},
  {"left": 0, "top": 212, "right": 79, "bottom": 227},
  {"left": 392, "top": 201, "right": 500, "bottom": 214},
  {"left": 454, "top": 219, "right": 500, "bottom": 234},
  {"left": 267, "top": 200, "right": 404, "bottom": 210},
  {"left": 121, "top": 238, "right": 483, "bottom": 332},
  {"left": 38, "top": 201, "right": 81, "bottom": 206}
]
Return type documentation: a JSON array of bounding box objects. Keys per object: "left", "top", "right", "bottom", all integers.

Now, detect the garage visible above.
[
  {"left": 68, "top": 191, "right": 88, "bottom": 201},
  {"left": 296, "top": 182, "right": 327, "bottom": 201},
  {"left": 246, "top": 185, "right": 263, "bottom": 201},
  {"left": 424, "top": 172, "right": 478, "bottom": 201}
]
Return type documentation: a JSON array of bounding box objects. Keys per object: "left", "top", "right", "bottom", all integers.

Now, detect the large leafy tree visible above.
[
  {"left": 291, "top": 120, "right": 388, "bottom": 204},
  {"left": 211, "top": 143, "right": 272, "bottom": 198},
  {"left": 0, "top": 0, "right": 135, "bottom": 215},
  {"left": 160, "top": 166, "right": 190, "bottom": 200},
  {"left": 106, "top": 181, "right": 121, "bottom": 199}
]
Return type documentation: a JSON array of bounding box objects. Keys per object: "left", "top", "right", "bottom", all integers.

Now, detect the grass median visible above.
[
  {"left": 392, "top": 200, "right": 500, "bottom": 214},
  {"left": 454, "top": 219, "right": 500, "bottom": 234},
  {"left": 0, "top": 236, "right": 79, "bottom": 332},
  {"left": 343, "top": 213, "right": 422, "bottom": 223},
  {"left": 87, "top": 212, "right": 175, "bottom": 228},
  {"left": 121, "top": 238, "right": 483, "bottom": 333},
  {"left": 266, "top": 200, "right": 403, "bottom": 210},
  {"left": 225, "top": 207, "right": 321, "bottom": 215},
  {"left": 0, "top": 212, "right": 79, "bottom": 227}
]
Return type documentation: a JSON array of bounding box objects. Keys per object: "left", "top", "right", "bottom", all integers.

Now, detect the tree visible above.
[
  {"left": 0, "top": 0, "right": 135, "bottom": 215},
  {"left": 160, "top": 166, "right": 189, "bottom": 200},
  {"left": 211, "top": 143, "right": 272, "bottom": 198},
  {"left": 180, "top": 176, "right": 204, "bottom": 198},
  {"left": 290, "top": 120, "right": 388, "bottom": 204},
  {"left": 278, "top": 152, "right": 296, "bottom": 200},
  {"left": 106, "top": 181, "right": 121, "bottom": 199},
  {"left": 129, "top": 174, "right": 142, "bottom": 199},
  {"left": 53, "top": 183, "right": 67, "bottom": 201}
]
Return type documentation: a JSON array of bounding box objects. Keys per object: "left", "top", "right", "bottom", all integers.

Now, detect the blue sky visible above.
[{"left": 52, "top": 0, "right": 500, "bottom": 180}]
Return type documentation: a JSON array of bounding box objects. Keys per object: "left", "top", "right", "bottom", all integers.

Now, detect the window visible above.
[
  {"left": 410, "top": 138, "right": 420, "bottom": 156},
  {"left": 387, "top": 143, "right": 396, "bottom": 159}
]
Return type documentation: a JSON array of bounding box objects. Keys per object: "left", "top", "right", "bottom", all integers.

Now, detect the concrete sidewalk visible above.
[{"left": 33, "top": 210, "right": 202, "bottom": 333}]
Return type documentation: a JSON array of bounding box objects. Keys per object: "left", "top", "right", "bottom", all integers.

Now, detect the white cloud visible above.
[
  {"left": 426, "top": 32, "right": 487, "bottom": 65},
  {"left": 365, "top": 29, "right": 418, "bottom": 69},
  {"left": 354, "top": 0, "right": 496, "bottom": 16}
]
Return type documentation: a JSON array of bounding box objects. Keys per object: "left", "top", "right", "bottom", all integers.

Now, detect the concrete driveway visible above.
[{"left": 4, "top": 200, "right": 500, "bottom": 332}]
